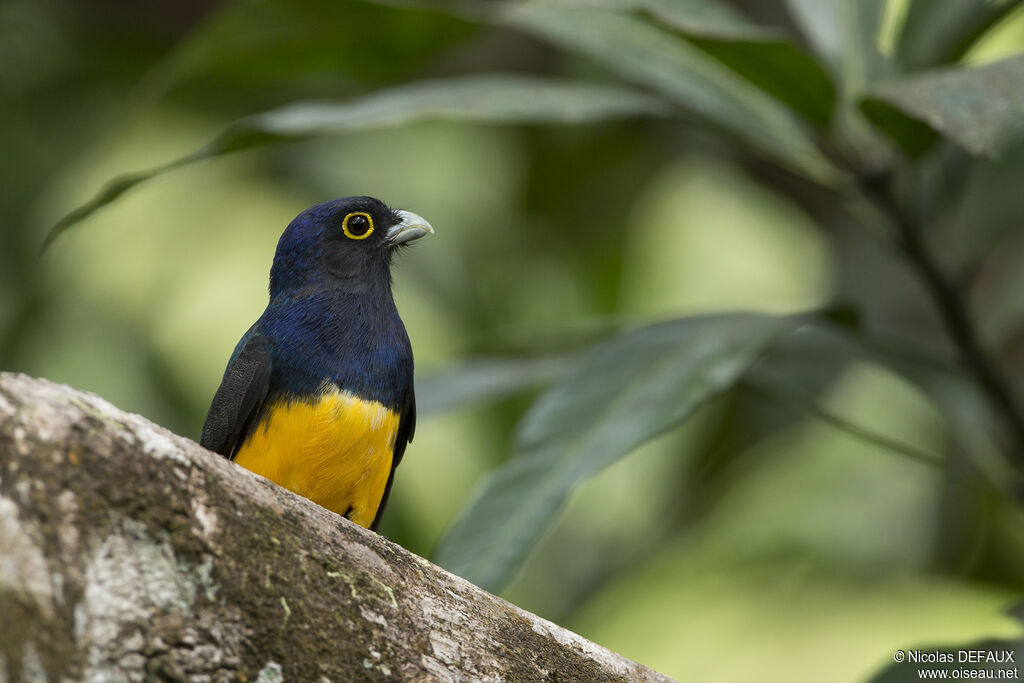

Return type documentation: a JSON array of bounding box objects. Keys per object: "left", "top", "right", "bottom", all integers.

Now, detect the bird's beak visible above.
[{"left": 386, "top": 210, "right": 435, "bottom": 246}]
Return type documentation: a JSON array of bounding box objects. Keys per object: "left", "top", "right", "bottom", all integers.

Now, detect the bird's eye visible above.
[{"left": 342, "top": 212, "right": 374, "bottom": 240}]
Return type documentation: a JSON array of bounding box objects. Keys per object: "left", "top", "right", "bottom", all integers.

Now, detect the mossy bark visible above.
[{"left": 0, "top": 373, "right": 673, "bottom": 683}]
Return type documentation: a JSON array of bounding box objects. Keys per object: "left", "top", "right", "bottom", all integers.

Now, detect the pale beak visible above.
[{"left": 386, "top": 210, "right": 435, "bottom": 246}]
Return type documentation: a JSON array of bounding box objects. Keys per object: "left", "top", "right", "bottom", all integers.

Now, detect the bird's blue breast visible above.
[{"left": 253, "top": 292, "right": 413, "bottom": 410}]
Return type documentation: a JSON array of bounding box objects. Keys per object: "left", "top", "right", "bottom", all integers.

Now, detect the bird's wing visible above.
[
  {"left": 200, "top": 330, "right": 272, "bottom": 459},
  {"left": 370, "top": 389, "right": 416, "bottom": 531}
]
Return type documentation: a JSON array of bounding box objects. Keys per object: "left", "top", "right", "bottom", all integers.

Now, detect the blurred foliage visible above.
[{"left": 6, "top": 0, "right": 1024, "bottom": 680}]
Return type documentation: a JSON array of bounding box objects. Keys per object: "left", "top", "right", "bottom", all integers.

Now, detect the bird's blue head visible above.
[{"left": 269, "top": 196, "right": 434, "bottom": 299}]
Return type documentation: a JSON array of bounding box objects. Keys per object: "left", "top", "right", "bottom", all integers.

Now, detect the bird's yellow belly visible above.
[{"left": 233, "top": 390, "right": 400, "bottom": 528}]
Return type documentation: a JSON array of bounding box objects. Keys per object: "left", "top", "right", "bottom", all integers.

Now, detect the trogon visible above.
[{"left": 200, "top": 196, "right": 433, "bottom": 530}]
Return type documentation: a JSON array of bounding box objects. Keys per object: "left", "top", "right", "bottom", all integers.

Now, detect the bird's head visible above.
[{"left": 269, "top": 196, "right": 434, "bottom": 298}]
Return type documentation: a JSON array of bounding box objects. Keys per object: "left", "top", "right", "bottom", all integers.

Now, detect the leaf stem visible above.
[{"left": 858, "top": 174, "right": 1024, "bottom": 465}]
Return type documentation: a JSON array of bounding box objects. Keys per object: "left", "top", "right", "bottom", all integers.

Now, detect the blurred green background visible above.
[{"left": 4, "top": 0, "right": 1024, "bottom": 681}]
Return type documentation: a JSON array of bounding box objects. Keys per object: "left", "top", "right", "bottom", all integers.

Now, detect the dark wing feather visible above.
[
  {"left": 200, "top": 331, "right": 272, "bottom": 459},
  {"left": 370, "top": 389, "right": 416, "bottom": 531}
]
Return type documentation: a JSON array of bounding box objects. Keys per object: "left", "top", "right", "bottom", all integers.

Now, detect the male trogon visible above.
[{"left": 200, "top": 196, "right": 433, "bottom": 530}]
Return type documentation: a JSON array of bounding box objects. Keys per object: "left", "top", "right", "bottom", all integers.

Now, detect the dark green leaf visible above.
[
  {"left": 897, "top": 0, "right": 1024, "bottom": 70},
  {"left": 861, "top": 56, "right": 1024, "bottom": 159},
  {"left": 417, "top": 356, "right": 574, "bottom": 417},
  {"left": 633, "top": 0, "right": 836, "bottom": 125},
  {"left": 773, "top": 322, "right": 1010, "bottom": 482},
  {"left": 783, "top": 0, "right": 842, "bottom": 66},
  {"left": 502, "top": 2, "right": 840, "bottom": 184},
  {"left": 41, "top": 154, "right": 205, "bottom": 252},
  {"left": 784, "top": 0, "right": 889, "bottom": 83},
  {"left": 686, "top": 37, "right": 835, "bottom": 126},
  {"left": 785, "top": 0, "right": 893, "bottom": 167},
  {"left": 433, "top": 313, "right": 801, "bottom": 592},
  {"left": 631, "top": 0, "right": 753, "bottom": 38},
  {"left": 42, "top": 75, "right": 670, "bottom": 249},
  {"left": 858, "top": 98, "right": 939, "bottom": 157},
  {"left": 141, "top": 0, "right": 477, "bottom": 108},
  {"left": 743, "top": 326, "right": 944, "bottom": 466},
  {"left": 880, "top": 347, "right": 1011, "bottom": 482},
  {"left": 931, "top": 140, "right": 1024, "bottom": 272}
]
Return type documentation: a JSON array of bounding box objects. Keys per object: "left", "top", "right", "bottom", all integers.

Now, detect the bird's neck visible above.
[
  {"left": 267, "top": 280, "right": 399, "bottom": 330},
  {"left": 268, "top": 239, "right": 394, "bottom": 298}
]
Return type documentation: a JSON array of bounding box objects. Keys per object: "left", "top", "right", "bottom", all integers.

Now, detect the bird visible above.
[{"left": 200, "top": 196, "right": 433, "bottom": 530}]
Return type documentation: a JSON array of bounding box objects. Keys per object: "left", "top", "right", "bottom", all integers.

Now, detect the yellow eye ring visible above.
[{"left": 342, "top": 212, "right": 374, "bottom": 240}]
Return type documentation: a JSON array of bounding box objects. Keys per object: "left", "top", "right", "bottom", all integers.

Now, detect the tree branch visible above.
[
  {"left": 859, "top": 175, "right": 1024, "bottom": 464},
  {"left": 0, "top": 373, "right": 672, "bottom": 683}
]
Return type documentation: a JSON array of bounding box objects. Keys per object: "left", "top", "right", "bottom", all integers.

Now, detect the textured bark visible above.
[{"left": 0, "top": 373, "right": 672, "bottom": 683}]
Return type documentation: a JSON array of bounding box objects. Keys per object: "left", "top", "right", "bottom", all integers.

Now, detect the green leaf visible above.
[
  {"left": 861, "top": 56, "right": 1024, "bottom": 159},
  {"left": 785, "top": 0, "right": 893, "bottom": 167},
  {"left": 784, "top": 0, "right": 842, "bottom": 65},
  {"left": 858, "top": 98, "right": 939, "bottom": 157},
  {"left": 743, "top": 326, "right": 944, "bottom": 467},
  {"left": 42, "top": 75, "right": 670, "bottom": 249},
  {"left": 417, "top": 356, "right": 574, "bottom": 417},
  {"left": 140, "top": 0, "right": 477, "bottom": 108},
  {"left": 784, "top": 0, "right": 889, "bottom": 84},
  {"left": 502, "top": 2, "right": 840, "bottom": 184},
  {"left": 897, "top": 0, "right": 1024, "bottom": 70},
  {"left": 433, "top": 313, "right": 801, "bottom": 592},
  {"left": 879, "top": 346, "right": 1011, "bottom": 483},
  {"left": 931, "top": 139, "right": 1024, "bottom": 271},
  {"left": 774, "top": 322, "right": 1011, "bottom": 484},
  {"left": 632, "top": 0, "right": 836, "bottom": 125}
]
